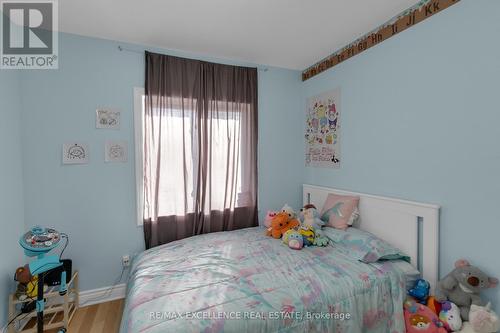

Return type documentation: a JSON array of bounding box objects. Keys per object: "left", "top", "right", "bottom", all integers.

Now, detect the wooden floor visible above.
[{"left": 47, "top": 299, "right": 124, "bottom": 333}]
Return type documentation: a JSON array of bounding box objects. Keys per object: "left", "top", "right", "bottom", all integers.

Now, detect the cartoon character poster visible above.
[{"left": 305, "top": 88, "right": 341, "bottom": 168}]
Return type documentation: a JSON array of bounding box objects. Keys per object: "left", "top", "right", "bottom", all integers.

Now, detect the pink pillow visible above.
[
  {"left": 404, "top": 299, "right": 447, "bottom": 333},
  {"left": 320, "top": 193, "right": 359, "bottom": 230}
]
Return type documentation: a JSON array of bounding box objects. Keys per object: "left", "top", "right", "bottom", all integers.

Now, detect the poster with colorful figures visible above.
[{"left": 305, "top": 88, "right": 341, "bottom": 168}]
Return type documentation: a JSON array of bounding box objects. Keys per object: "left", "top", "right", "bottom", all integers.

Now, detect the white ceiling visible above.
[{"left": 59, "top": 0, "right": 420, "bottom": 70}]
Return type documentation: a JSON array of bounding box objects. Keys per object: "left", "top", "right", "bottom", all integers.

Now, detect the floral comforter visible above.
[{"left": 120, "top": 227, "right": 407, "bottom": 333}]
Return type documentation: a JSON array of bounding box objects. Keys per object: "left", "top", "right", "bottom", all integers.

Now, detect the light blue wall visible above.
[
  {"left": 17, "top": 0, "right": 499, "bottom": 310},
  {"left": 19, "top": 33, "right": 303, "bottom": 292},
  {"left": 302, "top": 0, "right": 500, "bottom": 307},
  {"left": 258, "top": 68, "right": 303, "bottom": 219},
  {"left": 0, "top": 71, "right": 25, "bottom": 325}
]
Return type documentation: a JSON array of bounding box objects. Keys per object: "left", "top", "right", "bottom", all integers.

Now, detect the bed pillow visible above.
[
  {"left": 320, "top": 193, "right": 360, "bottom": 230},
  {"left": 372, "top": 260, "right": 421, "bottom": 289},
  {"left": 322, "top": 227, "right": 410, "bottom": 263}
]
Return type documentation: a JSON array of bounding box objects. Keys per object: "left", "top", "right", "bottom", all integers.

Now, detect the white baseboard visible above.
[{"left": 78, "top": 283, "right": 126, "bottom": 307}]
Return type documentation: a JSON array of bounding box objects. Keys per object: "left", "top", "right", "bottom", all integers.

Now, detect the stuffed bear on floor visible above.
[{"left": 435, "top": 259, "right": 498, "bottom": 321}]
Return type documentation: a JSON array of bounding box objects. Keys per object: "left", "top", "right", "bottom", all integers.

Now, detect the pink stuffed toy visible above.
[
  {"left": 404, "top": 299, "right": 447, "bottom": 333},
  {"left": 263, "top": 211, "right": 277, "bottom": 228}
]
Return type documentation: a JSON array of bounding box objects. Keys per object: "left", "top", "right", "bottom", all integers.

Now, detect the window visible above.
[
  {"left": 134, "top": 87, "right": 245, "bottom": 225},
  {"left": 134, "top": 87, "right": 145, "bottom": 225}
]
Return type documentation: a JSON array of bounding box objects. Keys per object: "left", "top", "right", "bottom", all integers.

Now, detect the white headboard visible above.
[{"left": 303, "top": 184, "right": 440, "bottom": 291}]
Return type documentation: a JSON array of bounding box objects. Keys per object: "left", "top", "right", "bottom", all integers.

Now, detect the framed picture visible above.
[
  {"left": 63, "top": 143, "right": 89, "bottom": 165},
  {"left": 105, "top": 140, "right": 127, "bottom": 163},
  {"left": 96, "top": 108, "right": 120, "bottom": 129}
]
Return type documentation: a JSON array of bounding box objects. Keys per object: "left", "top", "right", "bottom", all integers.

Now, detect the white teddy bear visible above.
[{"left": 469, "top": 302, "right": 499, "bottom": 333}]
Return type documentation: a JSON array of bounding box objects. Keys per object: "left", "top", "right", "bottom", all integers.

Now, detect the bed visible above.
[{"left": 120, "top": 185, "right": 440, "bottom": 333}]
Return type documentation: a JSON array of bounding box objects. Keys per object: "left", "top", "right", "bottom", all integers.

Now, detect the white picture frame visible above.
[
  {"left": 105, "top": 140, "right": 127, "bottom": 163},
  {"left": 96, "top": 108, "right": 121, "bottom": 129},
  {"left": 62, "top": 143, "right": 89, "bottom": 165}
]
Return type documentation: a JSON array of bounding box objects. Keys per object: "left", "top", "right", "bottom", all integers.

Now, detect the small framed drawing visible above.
[
  {"left": 105, "top": 141, "right": 127, "bottom": 163},
  {"left": 63, "top": 143, "right": 89, "bottom": 165},
  {"left": 96, "top": 108, "right": 120, "bottom": 129}
]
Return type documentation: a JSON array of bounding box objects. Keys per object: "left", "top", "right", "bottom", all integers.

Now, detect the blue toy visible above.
[
  {"left": 283, "top": 229, "right": 304, "bottom": 250},
  {"left": 18, "top": 226, "right": 69, "bottom": 333},
  {"left": 408, "top": 278, "right": 431, "bottom": 304},
  {"left": 300, "top": 204, "right": 325, "bottom": 230}
]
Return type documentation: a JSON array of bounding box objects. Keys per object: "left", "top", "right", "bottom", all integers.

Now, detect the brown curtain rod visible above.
[{"left": 118, "top": 45, "right": 268, "bottom": 72}]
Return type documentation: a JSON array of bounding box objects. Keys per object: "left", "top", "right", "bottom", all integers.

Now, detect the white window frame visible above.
[{"left": 134, "top": 87, "right": 145, "bottom": 226}]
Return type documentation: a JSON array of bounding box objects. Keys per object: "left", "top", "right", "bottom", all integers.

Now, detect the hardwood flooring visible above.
[{"left": 47, "top": 299, "right": 124, "bottom": 333}]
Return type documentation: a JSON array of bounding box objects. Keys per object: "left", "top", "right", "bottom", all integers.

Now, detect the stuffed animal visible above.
[
  {"left": 427, "top": 296, "right": 443, "bottom": 316},
  {"left": 409, "top": 279, "right": 431, "bottom": 304},
  {"left": 404, "top": 299, "right": 447, "bottom": 333},
  {"left": 266, "top": 212, "right": 300, "bottom": 239},
  {"left": 283, "top": 229, "right": 303, "bottom": 250},
  {"left": 302, "top": 205, "right": 325, "bottom": 230},
  {"left": 298, "top": 226, "right": 315, "bottom": 246},
  {"left": 263, "top": 211, "right": 277, "bottom": 228},
  {"left": 281, "top": 204, "right": 297, "bottom": 219},
  {"left": 299, "top": 204, "right": 315, "bottom": 221},
  {"left": 313, "top": 229, "right": 329, "bottom": 246},
  {"left": 14, "top": 275, "right": 47, "bottom": 301},
  {"left": 435, "top": 259, "right": 499, "bottom": 321},
  {"left": 299, "top": 204, "right": 328, "bottom": 246},
  {"left": 15, "top": 265, "right": 32, "bottom": 284},
  {"left": 438, "top": 301, "right": 462, "bottom": 332},
  {"left": 469, "top": 302, "right": 499, "bottom": 333},
  {"left": 14, "top": 265, "right": 48, "bottom": 301}
]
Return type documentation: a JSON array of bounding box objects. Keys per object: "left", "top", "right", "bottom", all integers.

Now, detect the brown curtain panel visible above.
[{"left": 143, "top": 52, "right": 258, "bottom": 249}]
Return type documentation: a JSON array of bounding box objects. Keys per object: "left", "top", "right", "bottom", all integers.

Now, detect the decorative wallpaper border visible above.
[{"left": 302, "top": 0, "right": 460, "bottom": 81}]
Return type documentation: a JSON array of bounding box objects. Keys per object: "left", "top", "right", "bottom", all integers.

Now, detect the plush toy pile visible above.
[
  {"left": 265, "top": 204, "right": 329, "bottom": 250},
  {"left": 435, "top": 259, "right": 498, "bottom": 322},
  {"left": 404, "top": 259, "right": 499, "bottom": 333}
]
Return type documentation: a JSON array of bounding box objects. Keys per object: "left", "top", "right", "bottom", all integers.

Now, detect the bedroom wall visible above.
[
  {"left": 0, "top": 71, "right": 25, "bottom": 325},
  {"left": 302, "top": 0, "right": 500, "bottom": 307},
  {"left": 19, "top": 33, "right": 303, "bottom": 292}
]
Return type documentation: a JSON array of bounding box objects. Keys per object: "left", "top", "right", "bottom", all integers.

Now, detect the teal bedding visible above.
[{"left": 120, "top": 227, "right": 408, "bottom": 333}]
